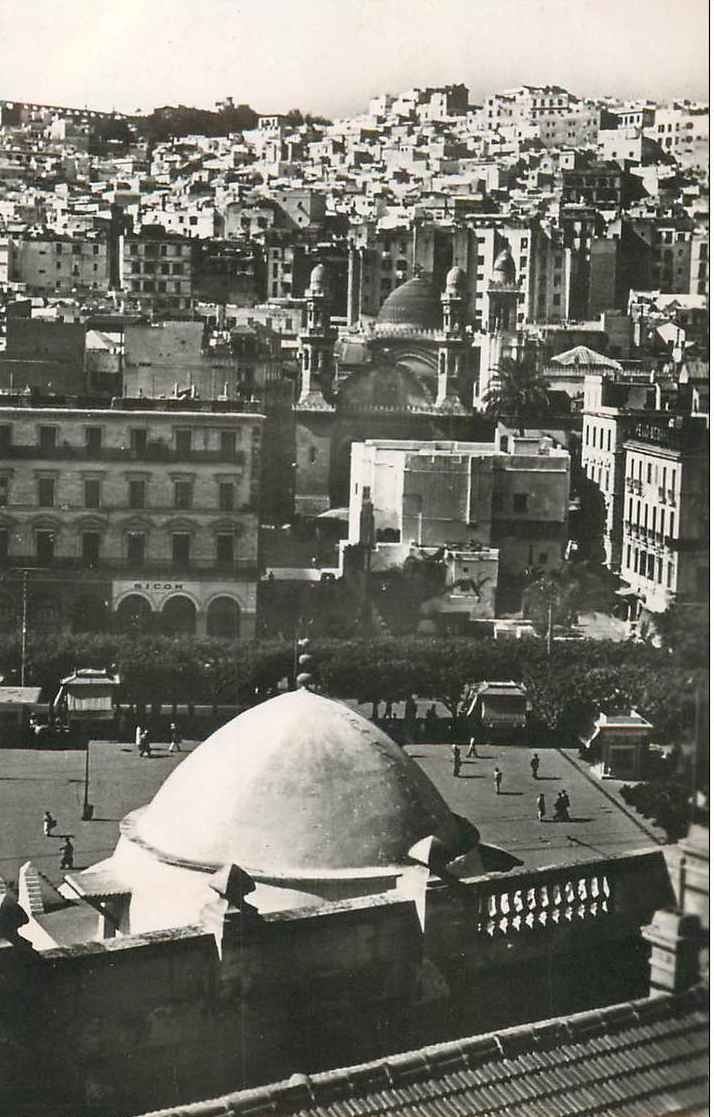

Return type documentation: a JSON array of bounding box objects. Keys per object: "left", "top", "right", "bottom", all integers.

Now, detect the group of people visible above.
[
  {"left": 450, "top": 748, "right": 573, "bottom": 822},
  {"left": 134, "top": 723, "right": 182, "bottom": 758},
  {"left": 42, "top": 810, "right": 74, "bottom": 869}
]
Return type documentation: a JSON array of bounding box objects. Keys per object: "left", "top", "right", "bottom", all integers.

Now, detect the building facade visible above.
[
  {"left": 0, "top": 400, "right": 263, "bottom": 639},
  {"left": 122, "top": 233, "right": 195, "bottom": 315},
  {"left": 620, "top": 415, "right": 708, "bottom": 614}
]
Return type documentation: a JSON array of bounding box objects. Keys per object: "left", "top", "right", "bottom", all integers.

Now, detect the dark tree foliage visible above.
[
  {"left": 482, "top": 353, "right": 551, "bottom": 435},
  {"left": 653, "top": 602, "right": 709, "bottom": 668},
  {"left": 620, "top": 782, "right": 692, "bottom": 842}
]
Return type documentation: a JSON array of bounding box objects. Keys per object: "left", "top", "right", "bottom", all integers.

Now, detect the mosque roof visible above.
[
  {"left": 129, "top": 690, "right": 467, "bottom": 878},
  {"left": 376, "top": 277, "right": 442, "bottom": 331},
  {"left": 551, "top": 345, "right": 622, "bottom": 369},
  {"left": 490, "top": 247, "right": 517, "bottom": 286}
]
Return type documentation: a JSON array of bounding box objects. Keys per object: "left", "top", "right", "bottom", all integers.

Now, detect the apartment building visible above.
[
  {"left": 0, "top": 400, "right": 263, "bottom": 638},
  {"left": 9, "top": 232, "right": 110, "bottom": 295},
  {"left": 122, "top": 233, "right": 194, "bottom": 315},
  {"left": 620, "top": 415, "right": 708, "bottom": 614}
]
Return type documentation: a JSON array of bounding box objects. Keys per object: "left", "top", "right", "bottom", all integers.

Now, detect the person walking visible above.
[
  {"left": 452, "top": 743, "right": 462, "bottom": 778},
  {"left": 140, "top": 727, "right": 151, "bottom": 758},
  {"left": 42, "top": 810, "right": 57, "bottom": 838},
  {"left": 135, "top": 723, "right": 143, "bottom": 756},
  {"left": 530, "top": 753, "right": 540, "bottom": 779},
  {"left": 168, "top": 723, "right": 182, "bottom": 754},
  {"left": 537, "top": 793, "right": 546, "bottom": 822},
  {"left": 493, "top": 767, "right": 503, "bottom": 794},
  {"left": 466, "top": 736, "right": 478, "bottom": 758},
  {"left": 59, "top": 837, "right": 74, "bottom": 870}
]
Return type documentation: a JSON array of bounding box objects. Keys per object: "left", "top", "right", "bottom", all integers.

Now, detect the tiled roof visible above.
[{"left": 138, "top": 988, "right": 708, "bottom": 1117}]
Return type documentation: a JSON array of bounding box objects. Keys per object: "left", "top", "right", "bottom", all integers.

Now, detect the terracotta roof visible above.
[{"left": 137, "top": 988, "right": 708, "bottom": 1117}]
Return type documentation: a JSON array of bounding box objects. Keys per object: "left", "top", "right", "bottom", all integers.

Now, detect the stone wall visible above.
[{"left": 0, "top": 849, "right": 674, "bottom": 1116}]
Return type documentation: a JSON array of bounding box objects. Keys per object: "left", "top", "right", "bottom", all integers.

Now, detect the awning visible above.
[{"left": 317, "top": 507, "right": 350, "bottom": 521}]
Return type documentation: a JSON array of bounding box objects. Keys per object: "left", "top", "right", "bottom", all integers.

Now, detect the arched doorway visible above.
[
  {"left": 72, "top": 594, "right": 109, "bottom": 633},
  {"left": 206, "top": 596, "right": 241, "bottom": 640},
  {"left": 116, "top": 594, "right": 153, "bottom": 634},
  {"left": 161, "top": 595, "right": 197, "bottom": 636}
]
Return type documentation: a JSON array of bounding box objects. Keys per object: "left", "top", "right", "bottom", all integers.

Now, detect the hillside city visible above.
[{"left": 0, "top": 76, "right": 708, "bottom": 1117}]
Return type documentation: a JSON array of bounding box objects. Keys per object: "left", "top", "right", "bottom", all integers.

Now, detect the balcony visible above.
[{"left": 0, "top": 556, "right": 259, "bottom": 578}]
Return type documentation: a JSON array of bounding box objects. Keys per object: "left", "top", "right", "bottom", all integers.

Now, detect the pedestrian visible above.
[
  {"left": 466, "top": 736, "right": 478, "bottom": 758},
  {"left": 168, "top": 722, "right": 182, "bottom": 754},
  {"left": 59, "top": 837, "right": 74, "bottom": 870},
  {"left": 537, "top": 793, "right": 546, "bottom": 822},
  {"left": 135, "top": 723, "right": 143, "bottom": 755},
  {"left": 42, "top": 810, "right": 57, "bottom": 838},
  {"left": 140, "top": 727, "right": 151, "bottom": 758},
  {"left": 404, "top": 695, "right": 417, "bottom": 739},
  {"left": 530, "top": 753, "right": 540, "bottom": 779},
  {"left": 452, "top": 743, "right": 462, "bottom": 778},
  {"left": 493, "top": 767, "right": 503, "bottom": 794}
]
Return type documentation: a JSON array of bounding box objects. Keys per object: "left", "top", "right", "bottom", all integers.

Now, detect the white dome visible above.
[{"left": 126, "top": 690, "right": 471, "bottom": 880}]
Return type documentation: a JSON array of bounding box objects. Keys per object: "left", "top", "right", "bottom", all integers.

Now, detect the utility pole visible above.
[{"left": 20, "top": 569, "right": 29, "bottom": 687}]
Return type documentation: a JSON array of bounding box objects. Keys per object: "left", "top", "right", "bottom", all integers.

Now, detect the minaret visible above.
[
  {"left": 298, "top": 263, "right": 337, "bottom": 408},
  {"left": 477, "top": 243, "right": 520, "bottom": 410},
  {"left": 436, "top": 266, "right": 468, "bottom": 413}
]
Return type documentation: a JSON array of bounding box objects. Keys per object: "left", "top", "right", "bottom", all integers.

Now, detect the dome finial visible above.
[{"left": 295, "top": 637, "right": 313, "bottom": 690}]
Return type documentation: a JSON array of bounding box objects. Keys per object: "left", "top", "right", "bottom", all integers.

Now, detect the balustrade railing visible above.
[{"left": 474, "top": 865, "right": 612, "bottom": 937}]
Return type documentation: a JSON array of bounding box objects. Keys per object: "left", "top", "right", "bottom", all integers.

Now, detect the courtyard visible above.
[{"left": 0, "top": 707, "right": 666, "bottom": 891}]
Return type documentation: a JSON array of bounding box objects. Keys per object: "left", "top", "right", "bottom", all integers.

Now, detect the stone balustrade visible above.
[{"left": 473, "top": 863, "right": 612, "bottom": 938}]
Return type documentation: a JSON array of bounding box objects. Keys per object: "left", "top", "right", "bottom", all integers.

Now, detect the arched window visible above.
[
  {"left": 161, "top": 594, "right": 196, "bottom": 636},
  {"left": 206, "top": 596, "right": 241, "bottom": 640},
  {"left": 116, "top": 594, "right": 152, "bottom": 634}
]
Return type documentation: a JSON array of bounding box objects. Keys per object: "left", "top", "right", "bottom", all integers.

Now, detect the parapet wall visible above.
[{"left": 0, "top": 849, "right": 674, "bottom": 1116}]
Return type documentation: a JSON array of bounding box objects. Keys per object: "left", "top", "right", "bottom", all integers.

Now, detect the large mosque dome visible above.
[
  {"left": 126, "top": 689, "right": 469, "bottom": 879},
  {"left": 376, "top": 276, "right": 442, "bottom": 331}
]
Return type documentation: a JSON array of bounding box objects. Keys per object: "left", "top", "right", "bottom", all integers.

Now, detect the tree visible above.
[
  {"left": 482, "top": 353, "right": 551, "bottom": 435},
  {"left": 653, "top": 603, "right": 710, "bottom": 667}
]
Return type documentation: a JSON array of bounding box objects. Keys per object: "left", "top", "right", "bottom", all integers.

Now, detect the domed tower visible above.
[
  {"left": 298, "top": 263, "right": 337, "bottom": 407},
  {"left": 437, "top": 266, "right": 468, "bottom": 411}
]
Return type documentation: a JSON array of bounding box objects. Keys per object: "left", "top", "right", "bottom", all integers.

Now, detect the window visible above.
[
  {"left": 130, "top": 428, "right": 147, "bottom": 454},
  {"left": 175, "top": 428, "right": 192, "bottom": 456},
  {"left": 607, "top": 429, "right": 612, "bottom": 452},
  {"left": 36, "top": 530, "right": 55, "bottom": 564},
  {"left": 666, "top": 562, "right": 674, "bottom": 589},
  {"left": 172, "top": 532, "right": 191, "bottom": 568},
  {"left": 81, "top": 532, "right": 100, "bottom": 567},
  {"left": 39, "top": 426, "right": 57, "bottom": 452},
  {"left": 38, "top": 478, "right": 55, "bottom": 507},
  {"left": 218, "top": 483, "right": 234, "bottom": 511},
  {"left": 85, "top": 426, "right": 102, "bottom": 452},
  {"left": 669, "top": 511, "right": 675, "bottom": 537},
  {"left": 216, "top": 533, "right": 234, "bottom": 565},
  {"left": 513, "top": 493, "right": 528, "bottom": 513},
  {"left": 174, "top": 481, "right": 192, "bottom": 510},
  {"left": 220, "top": 431, "right": 237, "bottom": 458},
  {"left": 626, "top": 545, "right": 631, "bottom": 569},
  {"left": 657, "top": 557, "right": 663, "bottom": 584},
  {"left": 127, "top": 531, "right": 145, "bottom": 566},
  {"left": 646, "top": 462, "right": 652, "bottom": 484},
  {"left": 84, "top": 479, "right": 100, "bottom": 508},
  {"left": 599, "top": 428, "right": 604, "bottom": 450}
]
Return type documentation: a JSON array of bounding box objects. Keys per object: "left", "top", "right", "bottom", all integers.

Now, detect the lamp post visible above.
[{"left": 20, "top": 568, "right": 28, "bottom": 686}]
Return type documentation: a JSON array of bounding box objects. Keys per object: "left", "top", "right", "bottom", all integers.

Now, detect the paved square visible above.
[{"left": 0, "top": 719, "right": 666, "bottom": 892}]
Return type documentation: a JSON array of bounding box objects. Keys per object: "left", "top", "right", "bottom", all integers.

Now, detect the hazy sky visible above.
[{"left": 0, "top": 0, "right": 708, "bottom": 117}]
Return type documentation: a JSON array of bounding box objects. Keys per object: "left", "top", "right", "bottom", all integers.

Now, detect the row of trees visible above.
[{"left": 3, "top": 629, "right": 703, "bottom": 749}]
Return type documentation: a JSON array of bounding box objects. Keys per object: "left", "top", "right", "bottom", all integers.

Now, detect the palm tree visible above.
[{"left": 483, "top": 353, "right": 551, "bottom": 435}]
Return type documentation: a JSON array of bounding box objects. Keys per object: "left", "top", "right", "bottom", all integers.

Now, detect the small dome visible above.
[
  {"left": 491, "top": 248, "right": 517, "bottom": 286},
  {"left": 130, "top": 690, "right": 468, "bottom": 877},
  {"left": 445, "top": 265, "right": 466, "bottom": 291},
  {"left": 309, "top": 263, "right": 328, "bottom": 292},
  {"left": 376, "top": 276, "right": 441, "bottom": 331}
]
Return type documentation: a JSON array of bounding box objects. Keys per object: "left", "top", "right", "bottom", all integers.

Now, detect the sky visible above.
[{"left": 0, "top": 0, "right": 708, "bottom": 118}]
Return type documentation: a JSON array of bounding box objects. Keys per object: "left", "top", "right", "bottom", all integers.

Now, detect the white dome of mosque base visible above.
[{"left": 127, "top": 690, "right": 469, "bottom": 878}]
